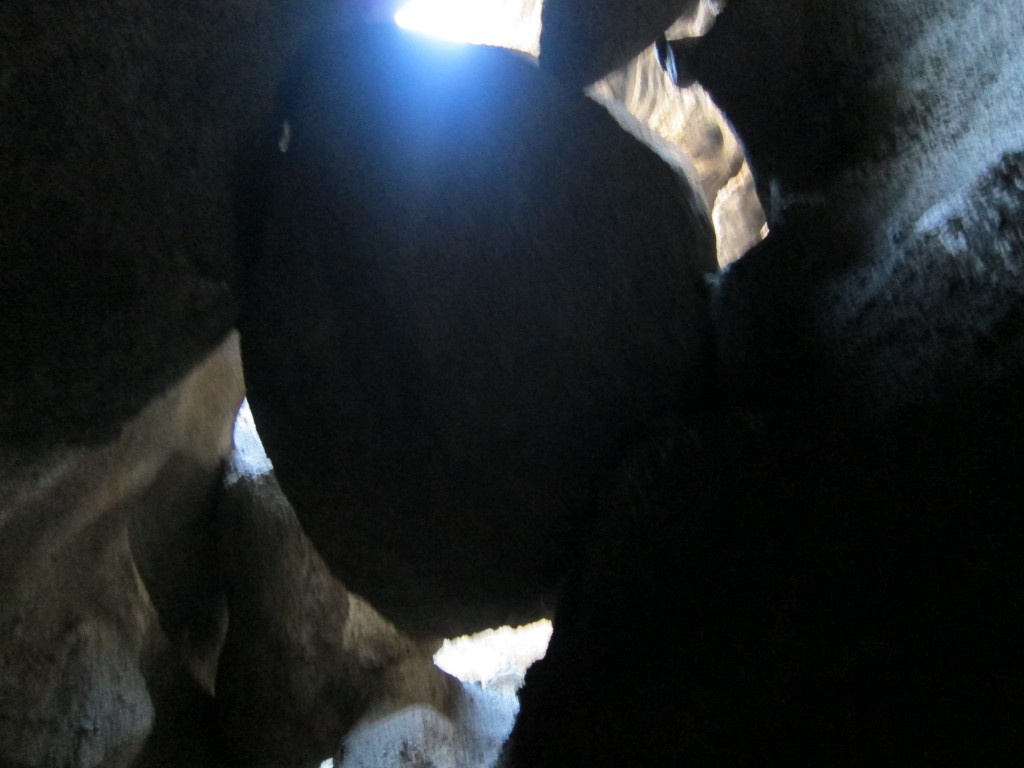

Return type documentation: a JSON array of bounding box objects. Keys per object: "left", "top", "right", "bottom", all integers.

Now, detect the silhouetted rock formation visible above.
[
  {"left": 240, "top": 24, "right": 716, "bottom": 639},
  {"left": 506, "top": 1, "right": 1024, "bottom": 764},
  {"left": 539, "top": 0, "right": 702, "bottom": 89}
]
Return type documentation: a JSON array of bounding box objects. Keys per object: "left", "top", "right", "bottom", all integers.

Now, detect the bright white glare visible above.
[
  {"left": 394, "top": 0, "right": 542, "bottom": 54},
  {"left": 393, "top": 0, "right": 501, "bottom": 44},
  {"left": 395, "top": 0, "right": 497, "bottom": 43},
  {"left": 433, "top": 619, "right": 552, "bottom": 691},
  {"left": 229, "top": 398, "right": 274, "bottom": 478}
]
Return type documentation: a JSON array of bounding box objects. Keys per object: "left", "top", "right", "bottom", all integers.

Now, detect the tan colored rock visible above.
[
  {"left": 588, "top": 40, "right": 766, "bottom": 265},
  {"left": 0, "top": 333, "right": 244, "bottom": 767},
  {"left": 215, "top": 441, "right": 459, "bottom": 768}
]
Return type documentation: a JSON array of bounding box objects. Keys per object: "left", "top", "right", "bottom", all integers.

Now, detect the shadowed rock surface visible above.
[
  {"left": 1, "top": 4, "right": 444, "bottom": 766},
  {"left": 504, "top": 394, "right": 1024, "bottom": 767},
  {"left": 506, "top": 1, "right": 1024, "bottom": 764},
  {"left": 239, "top": 24, "right": 716, "bottom": 639},
  {"left": 686, "top": 0, "right": 1024, "bottom": 233},
  {"left": 5, "top": 1, "right": 1023, "bottom": 766},
  {"left": 538, "top": 0, "right": 702, "bottom": 89},
  {"left": 691, "top": 0, "right": 1024, "bottom": 421},
  {"left": 0, "top": 0, "right": 360, "bottom": 451},
  {"left": 714, "top": 153, "right": 1024, "bottom": 421},
  {"left": 215, "top": 447, "right": 458, "bottom": 768}
]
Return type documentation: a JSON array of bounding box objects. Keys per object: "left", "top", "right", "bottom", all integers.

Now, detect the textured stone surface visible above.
[
  {"left": 507, "top": 1, "right": 1024, "bottom": 764},
  {"left": 0, "top": 0, "right": 343, "bottom": 450},
  {"left": 339, "top": 683, "right": 519, "bottom": 768},
  {"left": 589, "top": 26, "right": 738, "bottom": 207},
  {"left": 588, "top": 39, "right": 765, "bottom": 265},
  {"left": 695, "top": 0, "right": 1024, "bottom": 421},
  {"left": 216, "top": 452, "right": 458, "bottom": 768},
  {"left": 240, "top": 23, "right": 716, "bottom": 639},
  {"left": 0, "top": 334, "right": 243, "bottom": 768},
  {"left": 687, "top": 0, "right": 1024, "bottom": 234},
  {"left": 1, "top": 6, "right": 406, "bottom": 762},
  {"left": 711, "top": 163, "right": 764, "bottom": 266},
  {"left": 714, "top": 152, "right": 1024, "bottom": 421},
  {"left": 9, "top": 2, "right": 1020, "bottom": 765}
]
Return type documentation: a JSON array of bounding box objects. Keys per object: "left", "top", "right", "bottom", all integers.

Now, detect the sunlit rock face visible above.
[
  {"left": 711, "top": 163, "right": 765, "bottom": 266},
  {"left": 240, "top": 24, "right": 716, "bottom": 639},
  {"left": 592, "top": 49, "right": 741, "bottom": 207},
  {"left": 392, "top": 1, "right": 763, "bottom": 268},
  {"left": 588, "top": 35, "right": 765, "bottom": 266}
]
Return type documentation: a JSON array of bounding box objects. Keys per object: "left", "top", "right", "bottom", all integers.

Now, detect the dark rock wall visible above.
[
  {"left": 539, "top": 0, "right": 701, "bottom": 89},
  {"left": 1, "top": 4, "right": 444, "bottom": 767},
  {"left": 506, "top": 396, "right": 1024, "bottom": 767},
  {"left": 506, "top": 152, "right": 1024, "bottom": 764},
  {"left": 688, "top": 0, "right": 1024, "bottom": 234},
  {"left": 240, "top": 24, "right": 716, "bottom": 639},
  {"left": 506, "top": 1, "right": 1024, "bottom": 765},
  {"left": 0, "top": 0, "right": 337, "bottom": 448},
  {"left": 714, "top": 153, "right": 1024, "bottom": 423}
]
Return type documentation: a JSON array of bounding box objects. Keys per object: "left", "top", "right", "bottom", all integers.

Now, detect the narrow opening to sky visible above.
[{"left": 394, "top": 0, "right": 542, "bottom": 54}]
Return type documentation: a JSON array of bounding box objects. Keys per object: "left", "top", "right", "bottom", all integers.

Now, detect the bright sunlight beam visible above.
[
  {"left": 394, "top": 0, "right": 542, "bottom": 54},
  {"left": 394, "top": 0, "right": 500, "bottom": 44}
]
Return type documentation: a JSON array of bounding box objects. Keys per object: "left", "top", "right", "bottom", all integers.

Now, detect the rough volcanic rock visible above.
[
  {"left": 538, "top": 0, "right": 703, "bottom": 89},
  {"left": 714, "top": 152, "right": 1024, "bottom": 421},
  {"left": 685, "top": 0, "right": 1024, "bottom": 234},
  {"left": 239, "top": 24, "right": 716, "bottom": 638},
  {"left": 506, "top": 1, "right": 1024, "bottom": 764},
  {"left": 0, "top": 0, "right": 344, "bottom": 450},
  {"left": 587, "top": 39, "right": 765, "bottom": 265},
  {"left": 0, "top": 333, "right": 243, "bottom": 768},
  {"left": 692, "top": 0, "right": 1024, "bottom": 421},
  {"left": 503, "top": 400, "right": 1024, "bottom": 767},
  {"left": 215, "top": 443, "right": 457, "bottom": 768}
]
